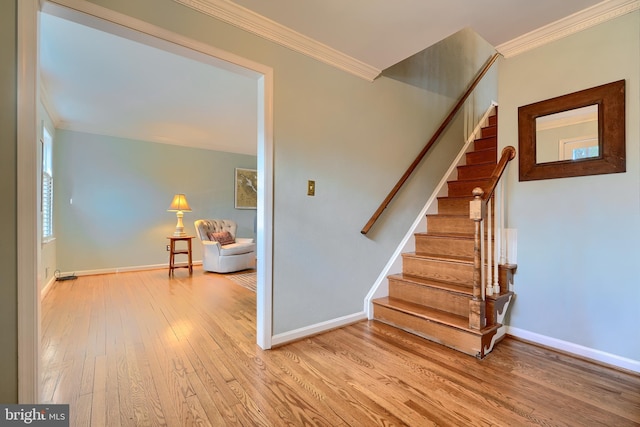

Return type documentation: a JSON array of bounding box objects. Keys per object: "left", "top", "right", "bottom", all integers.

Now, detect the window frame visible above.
[{"left": 41, "top": 124, "right": 54, "bottom": 241}]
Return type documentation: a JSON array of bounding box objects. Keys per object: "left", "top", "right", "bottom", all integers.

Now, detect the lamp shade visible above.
[{"left": 168, "top": 194, "right": 191, "bottom": 212}]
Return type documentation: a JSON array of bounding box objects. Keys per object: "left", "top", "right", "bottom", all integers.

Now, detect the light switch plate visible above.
[{"left": 307, "top": 180, "right": 315, "bottom": 196}]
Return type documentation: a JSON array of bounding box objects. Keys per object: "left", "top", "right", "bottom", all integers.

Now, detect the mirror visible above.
[
  {"left": 536, "top": 104, "right": 599, "bottom": 163},
  {"left": 518, "top": 80, "right": 625, "bottom": 181}
]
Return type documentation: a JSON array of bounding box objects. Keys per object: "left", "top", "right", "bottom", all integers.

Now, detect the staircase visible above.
[{"left": 372, "top": 111, "right": 516, "bottom": 359}]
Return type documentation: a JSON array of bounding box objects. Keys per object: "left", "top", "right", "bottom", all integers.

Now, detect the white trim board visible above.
[
  {"left": 56, "top": 261, "right": 204, "bottom": 278},
  {"left": 507, "top": 327, "right": 640, "bottom": 374},
  {"left": 173, "top": 0, "right": 381, "bottom": 82},
  {"left": 271, "top": 312, "right": 368, "bottom": 347},
  {"left": 174, "top": 0, "right": 639, "bottom": 78},
  {"left": 40, "top": 276, "right": 57, "bottom": 299},
  {"left": 17, "top": 0, "right": 40, "bottom": 403},
  {"left": 497, "top": 0, "right": 640, "bottom": 57}
]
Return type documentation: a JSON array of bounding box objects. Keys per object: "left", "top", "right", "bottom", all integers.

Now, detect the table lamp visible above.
[{"left": 168, "top": 194, "right": 191, "bottom": 237}]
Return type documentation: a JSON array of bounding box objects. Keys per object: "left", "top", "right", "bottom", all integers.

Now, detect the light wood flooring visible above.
[{"left": 41, "top": 267, "right": 640, "bottom": 426}]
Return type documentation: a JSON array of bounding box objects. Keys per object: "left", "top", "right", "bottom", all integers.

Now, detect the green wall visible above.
[
  {"left": 54, "top": 130, "right": 257, "bottom": 272},
  {"left": 499, "top": 11, "right": 640, "bottom": 361},
  {"left": 0, "top": 0, "right": 18, "bottom": 404},
  {"left": 74, "top": 0, "right": 491, "bottom": 334}
]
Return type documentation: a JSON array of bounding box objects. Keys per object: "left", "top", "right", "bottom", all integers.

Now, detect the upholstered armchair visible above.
[{"left": 194, "top": 219, "right": 256, "bottom": 273}]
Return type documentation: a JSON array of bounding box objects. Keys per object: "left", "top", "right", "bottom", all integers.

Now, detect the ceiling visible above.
[
  {"left": 227, "top": 0, "right": 602, "bottom": 70},
  {"left": 39, "top": 0, "right": 612, "bottom": 155}
]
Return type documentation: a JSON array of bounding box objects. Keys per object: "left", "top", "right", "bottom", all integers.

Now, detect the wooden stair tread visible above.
[
  {"left": 474, "top": 135, "right": 496, "bottom": 142},
  {"left": 373, "top": 297, "right": 499, "bottom": 335},
  {"left": 458, "top": 158, "right": 495, "bottom": 166},
  {"left": 403, "top": 252, "right": 474, "bottom": 265},
  {"left": 448, "top": 177, "right": 490, "bottom": 184},
  {"left": 388, "top": 273, "right": 473, "bottom": 296},
  {"left": 426, "top": 213, "right": 470, "bottom": 219},
  {"left": 469, "top": 146, "right": 495, "bottom": 153},
  {"left": 415, "top": 232, "right": 474, "bottom": 240},
  {"left": 457, "top": 163, "right": 495, "bottom": 170},
  {"left": 438, "top": 195, "right": 479, "bottom": 200},
  {"left": 487, "top": 290, "right": 515, "bottom": 301}
]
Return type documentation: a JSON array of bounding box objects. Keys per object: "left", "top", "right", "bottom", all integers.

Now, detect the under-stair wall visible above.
[{"left": 364, "top": 103, "right": 499, "bottom": 317}]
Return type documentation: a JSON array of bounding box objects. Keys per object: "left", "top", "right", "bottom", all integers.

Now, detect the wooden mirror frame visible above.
[{"left": 518, "top": 80, "right": 625, "bottom": 181}]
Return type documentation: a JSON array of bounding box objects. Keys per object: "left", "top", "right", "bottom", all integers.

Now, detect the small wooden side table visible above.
[{"left": 167, "top": 236, "right": 194, "bottom": 276}]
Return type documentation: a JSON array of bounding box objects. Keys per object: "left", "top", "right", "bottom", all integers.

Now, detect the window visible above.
[{"left": 42, "top": 125, "right": 53, "bottom": 240}]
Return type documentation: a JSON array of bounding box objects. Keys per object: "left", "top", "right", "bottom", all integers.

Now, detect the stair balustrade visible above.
[{"left": 469, "top": 146, "right": 516, "bottom": 330}]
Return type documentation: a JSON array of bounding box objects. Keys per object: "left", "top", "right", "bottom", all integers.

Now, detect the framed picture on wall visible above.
[{"left": 234, "top": 168, "right": 257, "bottom": 209}]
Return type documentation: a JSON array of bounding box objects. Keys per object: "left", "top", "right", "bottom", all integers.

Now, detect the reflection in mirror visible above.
[{"left": 535, "top": 105, "right": 599, "bottom": 163}]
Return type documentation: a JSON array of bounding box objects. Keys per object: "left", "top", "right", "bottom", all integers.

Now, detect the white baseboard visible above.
[
  {"left": 58, "top": 260, "right": 203, "bottom": 278},
  {"left": 40, "top": 276, "right": 56, "bottom": 298},
  {"left": 271, "top": 312, "right": 367, "bottom": 347},
  {"left": 507, "top": 326, "right": 640, "bottom": 374}
]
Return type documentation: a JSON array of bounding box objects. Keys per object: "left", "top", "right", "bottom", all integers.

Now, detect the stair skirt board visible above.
[{"left": 373, "top": 303, "right": 500, "bottom": 358}]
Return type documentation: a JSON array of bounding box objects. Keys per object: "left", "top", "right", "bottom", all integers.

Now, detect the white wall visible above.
[{"left": 499, "top": 11, "right": 640, "bottom": 364}]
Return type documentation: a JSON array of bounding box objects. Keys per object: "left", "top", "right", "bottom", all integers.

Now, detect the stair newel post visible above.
[{"left": 469, "top": 187, "right": 487, "bottom": 330}]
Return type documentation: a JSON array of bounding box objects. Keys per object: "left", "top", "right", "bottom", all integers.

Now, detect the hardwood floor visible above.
[{"left": 41, "top": 267, "right": 640, "bottom": 426}]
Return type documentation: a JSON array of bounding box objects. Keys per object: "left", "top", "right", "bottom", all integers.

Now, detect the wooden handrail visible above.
[
  {"left": 361, "top": 52, "right": 501, "bottom": 235},
  {"left": 480, "top": 146, "right": 516, "bottom": 203}
]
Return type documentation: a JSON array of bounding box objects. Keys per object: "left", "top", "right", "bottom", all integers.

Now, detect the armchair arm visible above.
[
  {"left": 202, "top": 240, "right": 222, "bottom": 255},
  {"left": 236, "top": 237, "right": 254, "bottom": 244}
]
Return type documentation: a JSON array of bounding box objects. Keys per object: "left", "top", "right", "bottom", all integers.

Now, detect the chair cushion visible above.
[
  {"left": 208, "top": 231, "right": 235, "bottom": 245},
  {"left": 219, "top": 242, "right": 256, "bottom": 256},
  {"left": 195, "top": 219, "right": 237, "bottom": 242}
]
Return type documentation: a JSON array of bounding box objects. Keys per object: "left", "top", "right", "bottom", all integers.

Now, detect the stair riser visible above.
[
  {"left": 473, "top": 136, "right": 496, "bottom": 151},
  {"left": 402, "top": 255, "right": 474, "bottom": 285},
  {"left": 466, "top": 149, "right": 496, "bottom": 165},
  {"left": 388, "top": 278, "right": 470, "bottom": 316},
  {"left": 481, "top": 125, "right": 496, "bottom": 138},
  {"left": 488, "top": 115, "right": 497, "bottom": 126},
  {"left": 415, "top": 235, "right": 474, "bottom": 258},
  {"left": 427, "top": 216, "right": 475, "bottom": 235},
  {"left": 448, "top": 179, "right": 490, "bottom": 197},
  {"left": 437, "top": 197, "right": 472, "bottom": 215},
  {"left": 373, "top": 306, "right": 486, "bottom": 357},
  {"left": 457, "top": 163, "right": 495, "bottom": 180}
]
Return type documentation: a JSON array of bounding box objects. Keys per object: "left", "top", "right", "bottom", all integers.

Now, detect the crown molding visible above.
[
  {"left": 173, "top": 0, "right": 381, "bottom": 81},
  {"left": 497, "top": 0, "right": 640, "bottom": 57}
]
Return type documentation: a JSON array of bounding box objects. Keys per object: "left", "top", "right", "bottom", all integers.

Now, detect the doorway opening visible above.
[{"left": 18, "top": 0, "right": 274, "bottom": 402}]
